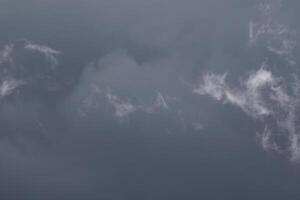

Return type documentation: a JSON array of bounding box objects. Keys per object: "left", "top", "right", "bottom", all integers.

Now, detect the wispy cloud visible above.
[
  {"left": 195, "top": 67, "right": 300, "bottom": 161},
  {"left": 0, "top": 78, "right": 24, "bottom": 98},
  {"left": 194, "top": 67, "right": 279, "bottom": 118},
  {"left": 0, "top": 44, "right": 14, "bottom": 65},
  {"left": 256, "top": 127, "right": 280, "bottom": 152},
  {"left": 196, "top": 0, "right": 300, "bottom": 162},
  {"left": 106, "top": 89, "right": 171, "bottom": 119},
  {"left": 154, "top": 91, "right": 169, "bottom": 110},
  {"left": 106, "top": 89, "right": 137, "bottom": 118},
  {"left": 0, "top": 39, "right": 62, "bottom": 99},
  {"left": 248, "top": 0, "right": 296, "bottom": 65},
  {"left": 24, "top": 40, "right": 61, "bottom": 67}
]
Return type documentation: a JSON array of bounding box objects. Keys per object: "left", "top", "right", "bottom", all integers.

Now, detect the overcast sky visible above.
[{"left": 1, "top": 0, "right": 300, "bottom": 199}]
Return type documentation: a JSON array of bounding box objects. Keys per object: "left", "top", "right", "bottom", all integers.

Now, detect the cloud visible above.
[
  {"left": 154, "top": 91, "right": 169, "bottom": 110},
  {"left": 64, "top": 49, "right": 185, "bottom": 121},
  {"left": 195, "top": 66, "right": 300, "bottom": 161},
  {"left": 24, "top": 40, "right": 61, "bottom": 67},
  {"left": 194, "top": 67, "right": 279, "bottom": 118},
  {"left": 249, "top": 0, "right": 297, "bottom": 65},
  {"left": 106, "top": 88, "right": 137, "bottom": 118},
  {"left": 195, "top": 0, "right": 300, "bottom": 162},
  {"left": 3, "top": 0, "right": 300, "bottom": 198},
  {"left": 0, "top": 79, "right": 24, "bottom": 98},
  {"left": 0, "top": 40, "right": 63, "bottom": 99},
  {"left": 0, "top": 44, "right": 14, "bottom": 65},
  {"left": 76, "top": 87, "right": 172, "bottom": 120},
  {"left": 257, "top": 127, "right": 280, "bottom": 152}
]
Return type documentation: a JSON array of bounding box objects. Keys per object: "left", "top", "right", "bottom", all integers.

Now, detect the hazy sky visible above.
[{"left": 1, "top": 0, "right": 300, "bottom": 199}]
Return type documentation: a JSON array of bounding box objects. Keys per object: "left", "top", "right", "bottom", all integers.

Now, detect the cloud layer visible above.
[{"left": 1, "top": 0, "right": 300, "bottom": 199}]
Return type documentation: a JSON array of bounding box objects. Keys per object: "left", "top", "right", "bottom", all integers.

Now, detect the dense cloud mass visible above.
[{"left": 1, "top": 0, "right": 300, "bottom": 199}]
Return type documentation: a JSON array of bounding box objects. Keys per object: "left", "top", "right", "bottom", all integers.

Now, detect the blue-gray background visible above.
[{"left": 0, "top": 0, "right": 300, "bottom": 199}]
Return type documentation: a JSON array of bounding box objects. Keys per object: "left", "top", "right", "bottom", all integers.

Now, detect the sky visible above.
[{"left": 1, "top": 0, "right": 300, "bottom": 199}]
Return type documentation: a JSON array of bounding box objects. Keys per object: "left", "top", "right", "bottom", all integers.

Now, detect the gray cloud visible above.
[
  {"left": 63, "top": 49, "right": 183, "bottom": 116},
  {"left": 1, "top": 0, "right": 300, "bottom": 199}
]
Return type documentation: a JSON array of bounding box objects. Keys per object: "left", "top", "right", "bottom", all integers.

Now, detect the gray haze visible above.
[{"left": 0, "top": 0, "right": 300, "bottom": 199}]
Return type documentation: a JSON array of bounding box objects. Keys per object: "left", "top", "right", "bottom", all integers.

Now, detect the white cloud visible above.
[
  {"left": 193, "top": 73, "right": 227, "bottom": 101},
  {"left": 24, "top": 40, "right": 61, "bottom": 67},
  {"left": 105, "top": 89, "right": 172, "bottom": 119},
  {"left": 195, "top": 67, "right": 300, "bottom": 162},
  {"left": 0, "top": 40, "right": 62, "bottom": 99},
  {"left": 0, "top": 40, "right": 61, "bottom": 70},
  {"left": 0, "top": 79, "right": 24, "bottom": 98},
  {"left": 106, "top": 89, "right": 137, "bottom": 118},
  {"left": 245, "top": 68, "right": 274, "bottom": 89},
  {"left": 154, "top": 92, "right": 169, "bottom": 110},
  {"left": 195, "top": 0, "right": 300, "bottom": 162},
  {"left": 194, "top": 68, "right": 278, "bottom": 118}
]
